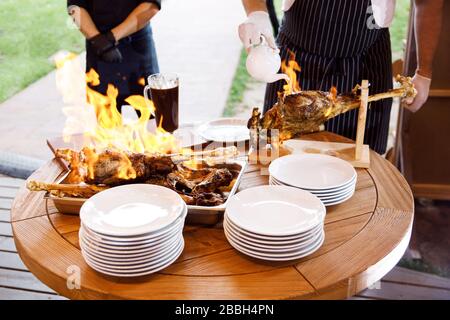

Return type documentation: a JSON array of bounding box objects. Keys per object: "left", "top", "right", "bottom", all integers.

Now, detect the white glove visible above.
[
  {"left": 282, "top": 0, "right": 296, "bottom": 12},
  {"left": 404, "top": 73, "right": 432, "bottom": 113},
  {"left": 238, "top": 11, "right": 277, "bottom": 50},
  {"left": 372, "top": 0, "right": 396, "bottom": 28}
]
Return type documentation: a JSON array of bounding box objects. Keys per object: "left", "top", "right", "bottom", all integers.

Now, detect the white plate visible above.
[
  {"left": 224, "top": 216, "right": 322, "bottom": 242},
  {"left": 82, "top": 238, "right": 184, "bottom": 277},
  {"left": 80, "top": 233, "right": 181, "bottom": 261},
  {"left": 80, "top": 223, "right": 182, "bottom": 250},
  {"left": 225, "top": 185, "right": 325, "bottom": 236},
  {"left": 322, "top": 189, "right": 355, "bottom": 206},
  {"left": 80, "top": 228, "right": 181, "bottom": 255},
  {"left": 224, "top": 220, "right": 323, "bottom": 251},
  {"left": 80, "top": 184, "right": 186, "bottom": 237},
  {"left": 225, "top": 226, "right": 323, "bottom": 255},
  {"left": 196, "top": 118, "right": 250, "bottom": 143},
  {"left": 80, "top": 208, "right": 186, "bottom": 244},
  {"left": 269, "top": 177, "right": 355, "bottom": 201},
  {"left": 270, "top": 175, "right": 357, "bottom": 194},
  {"left": 81, "top": 235, "right": 182, "bottom": 266},
  {"left": 269, "top": 154, "right": 356, "bottom": 190},
  {"left": 226, "top": 231, "right": 325, "bottom": 261}
]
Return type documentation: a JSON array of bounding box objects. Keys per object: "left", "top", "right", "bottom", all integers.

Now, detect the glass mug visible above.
[{"left": 144, "top": 73, "right": 179, "bottom": 133}]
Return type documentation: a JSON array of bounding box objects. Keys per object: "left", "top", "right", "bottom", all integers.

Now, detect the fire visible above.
[
  {"left": 55, "top": 54, "right": 184, "bottom": 182},
  {"left": 82, "top": 68, "right": 180, "bottom": 156},
  {"left": 281, "top": 50, "right": 301, "bottom": 95}
]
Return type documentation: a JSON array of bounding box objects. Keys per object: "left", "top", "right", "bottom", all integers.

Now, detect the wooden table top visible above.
[{"left": 10, "top": 132, "right": 414, "bottom": 299}]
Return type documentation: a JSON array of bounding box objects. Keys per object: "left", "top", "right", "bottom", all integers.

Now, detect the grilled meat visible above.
[
  {"left": 192, "top": 168, "right": 233, "bottom": 194},
  {"left": 56, "top": 147, "right": 175, "bottom": 186},
  {"left": 248, "top": 75, "right": 417, "bottom": 141}
]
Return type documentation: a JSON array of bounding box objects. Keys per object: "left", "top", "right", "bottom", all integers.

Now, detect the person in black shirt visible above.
[{"left": 67, "top": 0, "right": 161, "bottom": 112}]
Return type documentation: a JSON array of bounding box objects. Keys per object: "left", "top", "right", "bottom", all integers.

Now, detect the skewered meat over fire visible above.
[
  {"left": 248, "top": 75, "right": 417, "bottom": 141},
  {"left": 56, "top": 147, "right": 174, "bottom": 186},
  {"left": 27, "top": 146, "right": 242, "bottom": 207}
]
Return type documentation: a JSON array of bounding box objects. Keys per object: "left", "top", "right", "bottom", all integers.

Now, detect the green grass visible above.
[
  {"left": 223, "top": 49, "right": 251, "bottom": 117},
  {"left": 399, "top": 258, "right": 450, "bottom": 279},
  {"left": 0, "top": 0, "right": 84, "bottom": 102},
  {"left": 390, "top": 0, "right": 411, "bottom": 56}
]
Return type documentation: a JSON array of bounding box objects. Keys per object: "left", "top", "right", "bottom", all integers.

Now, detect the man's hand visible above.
[
  {"left": 404, "top": 73, "right": 431, "bottom": 113},
  {"left": 89, "top": 31, "right": 123, "bottom": 63},
  {"left": 238, "top": 11, "right": 277, "bottom": 51}
]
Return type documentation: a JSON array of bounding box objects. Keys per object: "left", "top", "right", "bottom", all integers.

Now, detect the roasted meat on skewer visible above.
[
  {"left": 248, "top": 75, "right": 417, "bottom": 141},
  {"left": 56, "top": 147, "right": 175, "bottom": 185}
]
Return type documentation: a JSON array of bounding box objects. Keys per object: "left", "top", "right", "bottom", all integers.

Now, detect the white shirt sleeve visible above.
[{"left": 372, "top": 0, "right": 396, "bottom": 28}]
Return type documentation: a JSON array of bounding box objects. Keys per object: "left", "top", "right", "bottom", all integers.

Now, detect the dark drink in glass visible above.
[{"left": 144, "top": 73, "right": 179, "bottom": 133}]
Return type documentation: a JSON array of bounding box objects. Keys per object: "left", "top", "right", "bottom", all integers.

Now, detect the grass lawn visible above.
[
  {"left": 0, "top": 0, "right": 84, "bottom": 103},
  {"left": 224, "top": 0, "right": 411, "bottom": 116}
]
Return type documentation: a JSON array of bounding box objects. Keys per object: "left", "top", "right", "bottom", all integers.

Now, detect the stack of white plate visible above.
[
  {"left": 269, "top": 154, "right": 357, "bottom": 206},
  {"left": 79, "top": 184, "right": 186, "bottom": 277},
  {"left": 224, "top": 185, "right": 326, "bottom": 261}
]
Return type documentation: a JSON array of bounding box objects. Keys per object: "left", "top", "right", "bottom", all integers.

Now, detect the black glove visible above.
[{"left": 89, "top": 31, "right": 123, "bottom": 63}]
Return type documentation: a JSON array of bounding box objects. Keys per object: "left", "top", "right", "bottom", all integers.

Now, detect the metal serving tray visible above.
[{"left": 45, "top": 159, "right": 247, "bottom": 225}]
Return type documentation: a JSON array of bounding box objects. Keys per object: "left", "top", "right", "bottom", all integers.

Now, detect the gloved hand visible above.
[
  {"left": 403, "top": 73, "right": 432, "bottom": 113},
  {"left": 89, "top": 31, "right": 123, "bottom": 63},
  {"left": 238, "top": 11, "right": 277, "bottom": 51}
]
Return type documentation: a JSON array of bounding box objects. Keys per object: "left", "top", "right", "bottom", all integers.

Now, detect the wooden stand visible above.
[{"left": 252, "top": 80, "right": 372, "bottom": 168}]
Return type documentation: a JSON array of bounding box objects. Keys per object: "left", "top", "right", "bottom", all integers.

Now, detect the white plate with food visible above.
[{"left": 196, "top": 118, "right": 250, "bottom": 143}]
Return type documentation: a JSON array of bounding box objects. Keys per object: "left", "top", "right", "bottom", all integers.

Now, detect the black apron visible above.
[
  {"left": 86, "top": 24, "right": 159, "bottom": 111},
  {"left": 264, "top": 0, "right": 393, "bottom": 154}
]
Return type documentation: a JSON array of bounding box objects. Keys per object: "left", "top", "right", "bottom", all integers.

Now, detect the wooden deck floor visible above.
[{"left": 1, "top": 175, "right": 449, "bottom": 300}]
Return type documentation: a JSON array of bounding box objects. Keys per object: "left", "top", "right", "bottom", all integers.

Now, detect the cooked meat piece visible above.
[
  {"left": 179, "top": 193, "right": 196, "bottom": 205},
  {"left": 144, "top": 175, "right": 171, "bottom": 188},
  {"left": 176, "top": 163, "right": 213, "bottom": 184},
  {"left": 56, "top": 147, "right": 175, "bottom": 186},
  {"left": 248, "top": 75, "right": 417, "bottom": 141},
  {"left": 166, "top": 171, "right": 197, "bottom": 194},
  {"left": 192, "top": 168, "right": 233, "bottom": 194},
  {"left": 195, "top": 192, "right": 225, "bottom": 206}
]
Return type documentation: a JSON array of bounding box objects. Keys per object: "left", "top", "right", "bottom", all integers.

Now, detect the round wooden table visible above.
[{"left": 11, "top": 132, "right": 414, "bottom": 299}]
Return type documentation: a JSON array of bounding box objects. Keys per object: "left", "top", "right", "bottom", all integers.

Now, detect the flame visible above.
[
  {"left": 55, "top": 55, "right": 184, "bottom": 182},
  {"left": 324, "top": 86, "right": 338, "bottom": 117},
  {"left": 82, "top": 68, "right": 180, "bottom": 156},
  {"left": 281, "top": 50, "right": 301, "bottom": 95}
]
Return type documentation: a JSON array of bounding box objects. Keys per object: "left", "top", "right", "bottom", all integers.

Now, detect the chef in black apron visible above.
[
  {"left": 67, "top": 0, "right": 161, "bottom": 112},
  {"left": 239, "top": 0, "right": 442, "bottom": 155}
]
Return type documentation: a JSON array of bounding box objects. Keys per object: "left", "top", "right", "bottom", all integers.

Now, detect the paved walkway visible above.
[{"left": 0, "top": 0, "right": 245, "bottom": 160}]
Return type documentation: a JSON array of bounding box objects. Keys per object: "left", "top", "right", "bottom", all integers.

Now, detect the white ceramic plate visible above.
[
  {"left": 224, "top": 216, "right": 322, "bottom": 242},
  {"left": 196, "top": 118, "right": 250, "bottom": 143},
  {"left": 80, "top": 223, "right": 182, "bottom": 250},
  {"left": 80, "top": 228, "right": 181, "bottom": 256},
  {"left": 226, "top": 231, "right": 325, "bottom": 261},
  {"left": 269, "top": 154, "right": 357, "bottom": 190},
  {"left": 316, "top": 187, "right": 355, "bottom": 201},
  {"left": 81, "top": 236, "right": 182, "bottom": 267},
  {"left": 322, "top": 189, "right": 355, "bottom": 206},
  {"left": 82, "top": 238, "right": 184, "bottom": 277},
  {"left": 270, "top": 175, "right": 357, "bottom": 194},
  {"left": 81, "top": 208, "right": 186, "bottom": 244},
  {"left": 80, "top": 234, "right": 181, "bottom": 261},
  {"left": 80, "top": 184, "right": 186, "bottom": 237},
  {"left": 223, "top": 220, "right": 323, "bottom": 251},
  {"left": 225, "top": 185, "right": 325, "bottom": 236}
]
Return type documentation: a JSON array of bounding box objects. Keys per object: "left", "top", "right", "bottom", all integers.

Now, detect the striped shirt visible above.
[{"left": 264, "top": 0, "right": 393, "bottom": 154}]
